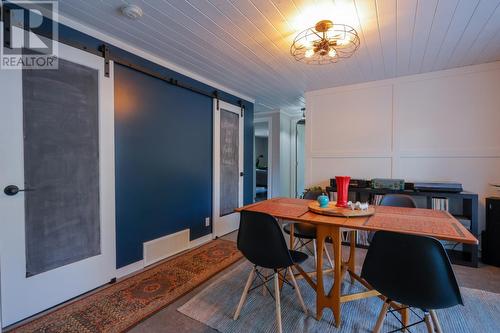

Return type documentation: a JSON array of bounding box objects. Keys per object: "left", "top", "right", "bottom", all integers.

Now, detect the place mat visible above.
[
  {"left": 375, "top": 206, "right": 451, "bottom": 218},
  {"left": 245, "top": 201, "right": 309, "bottom": 218},
  {"left": 364, "top": 214, "right": 464, "bottom": 238},
  {"left": 272, "top": 198, "right": 311, "bottom": 205}
]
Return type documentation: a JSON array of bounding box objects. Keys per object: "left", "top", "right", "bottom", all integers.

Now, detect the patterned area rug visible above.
[
  {"left": 9, "top": 239, "right": 242, "bottom": 333},
  {"left": 178, "top": 260, "right": 500, "bottom": 333}
]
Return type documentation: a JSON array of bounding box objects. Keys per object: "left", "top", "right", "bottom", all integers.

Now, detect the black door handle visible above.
[{"left": 4, "top": 185, "right": 35, "bottom": 196}]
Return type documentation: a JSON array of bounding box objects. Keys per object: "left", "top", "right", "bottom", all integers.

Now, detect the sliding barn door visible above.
[
  {"left": 213, "top": 100, "right": 244, "bottom": 237},
  {"left": 0, "top": 42, "right": 116, "bottom": 327}
]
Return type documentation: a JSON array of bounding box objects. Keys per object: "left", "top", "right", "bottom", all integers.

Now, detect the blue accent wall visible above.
[
  {"left": 114, "top": 64, "right": 213, "bottom": 268},
  {"left": 34, "top": 19, "right": 255, "bottom": 268}
]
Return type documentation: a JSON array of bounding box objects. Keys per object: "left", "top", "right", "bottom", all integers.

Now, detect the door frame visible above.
[
  {"left": 253, "top": 117, "right": 273, "bottom": 201},
  {"left": 0, "top": 42, "right": 116, "bottom": 327},
  {"left": 291, "top": 117, "right": 306, "bottom": 198},
  {"left": 212, "top": 100, "right": 244, "bottom": 238}
]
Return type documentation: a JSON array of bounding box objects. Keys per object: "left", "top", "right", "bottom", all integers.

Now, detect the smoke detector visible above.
[{"left": 120, "top": 4, "right": 143, "bottom": 20}]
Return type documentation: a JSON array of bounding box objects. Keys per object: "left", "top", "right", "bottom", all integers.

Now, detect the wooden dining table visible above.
[{"left": 235, "top": 197, "right": 478, "bottom": 328}]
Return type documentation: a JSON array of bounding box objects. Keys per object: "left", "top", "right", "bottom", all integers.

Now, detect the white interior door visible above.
[
  {"left": 0, "top": 42, "right": 115, "bottom": 327},
  {"left": 213, "top": 100, "right": 244, "bottom": 237}
]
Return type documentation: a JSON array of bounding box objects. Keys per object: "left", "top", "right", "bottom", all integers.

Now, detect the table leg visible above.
[
  {"left": 330, "top": 226, "right": 342, "bottom": 327},
  {"left": 315, "top": 225, "right": 342, "bottom": 328},
  {"left": 348, "top": 230, "right": 357, "bottom": 282},
  {"left": 315, "top": 225, "right": 326, "bottom": 321}
]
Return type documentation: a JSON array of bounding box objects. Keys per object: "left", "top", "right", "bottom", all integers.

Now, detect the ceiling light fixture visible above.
[{"left": 290, "top": 19, "right": 360, "bottom": 65}]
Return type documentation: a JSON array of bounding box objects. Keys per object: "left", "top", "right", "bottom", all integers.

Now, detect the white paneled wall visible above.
[{"left": 305, "top": 61, "right": 500, "bottom": 232}]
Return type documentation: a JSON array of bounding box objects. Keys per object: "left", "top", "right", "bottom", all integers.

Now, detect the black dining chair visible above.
[
  {"left": 361, "top": 231, "right": 463, "bottom": 333},
  {"left": 234, "top": 210, "right": 309, "bottom": 333},
  {"left": 379, "top": 194, "right": 417, "bottom": 208},
  {"left": 283, "top": 191, "right": 334, "bottom": 269}
]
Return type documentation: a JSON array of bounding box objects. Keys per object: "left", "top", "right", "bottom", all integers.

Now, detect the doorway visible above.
[
  {"left": 254, "top": 119, "right": 272, "bottom": 202},
  {"left": 295, "top": 119, "right": 306, "bottom": 198}
]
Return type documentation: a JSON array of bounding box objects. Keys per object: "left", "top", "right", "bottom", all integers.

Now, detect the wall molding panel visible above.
[{"left": 305, "top": 61, "right": 500, "bottom": 232}]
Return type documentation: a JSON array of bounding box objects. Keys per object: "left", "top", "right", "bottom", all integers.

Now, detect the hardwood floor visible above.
[{"left": 129, "top": 231, "right": 500, "bottom": 333}]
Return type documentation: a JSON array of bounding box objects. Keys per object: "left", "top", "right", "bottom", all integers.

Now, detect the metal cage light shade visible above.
[{"left": 290, "top": 20, "right": 360, "bottom": 65}]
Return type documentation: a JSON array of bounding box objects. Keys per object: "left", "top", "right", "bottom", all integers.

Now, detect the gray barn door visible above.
[{"left": 213, "top": 100, "right": 243, "bottom": 237}]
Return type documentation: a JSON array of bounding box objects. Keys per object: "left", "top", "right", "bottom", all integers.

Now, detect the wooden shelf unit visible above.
[{"left": 326, "top": 186, "right": 479, "bottom": 267}]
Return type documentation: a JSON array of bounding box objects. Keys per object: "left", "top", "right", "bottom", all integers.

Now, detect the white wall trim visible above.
[
  {"left": 255, "top": 109, "right": 299, "bottom": 118},
  {"left": 310, "top": 152, "right": 393, "bottom": 158},
  {"left": 305, "top": 62, "right": 500, "bottom": 234},
  {"left": 53, "top": 13, "right": 255, "bottom": 104},
  {"left": 191, "top": 233, "right": 214, "bottom": 247},
  {"left": 115, "top": 260, "right": 144, "bottom": 279},
  {"left": 306, "top": 61, "right": 500, "bottom": 98}
]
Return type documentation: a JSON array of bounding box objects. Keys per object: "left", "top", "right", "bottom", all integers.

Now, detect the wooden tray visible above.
[{"left": 308, "top": 201, "right": 375, "bottom": 217}]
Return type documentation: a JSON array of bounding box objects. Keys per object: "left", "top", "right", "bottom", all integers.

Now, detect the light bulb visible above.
[
  {"left": 305, "top": 49, "right": 315, "bottom": 58},
  {"left": 328, "top": 48, "right": 337, "bottom": 57},
  {"left": 337, "top": 36, "right": 351, "bottom": 46},
  {"left": 300, "top": 39, "right": 313, "bottom": 49}
]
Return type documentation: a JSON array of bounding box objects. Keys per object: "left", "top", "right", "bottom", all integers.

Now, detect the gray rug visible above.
[{"left": 178, "top": 260, "right": 500, "bottom": 332}]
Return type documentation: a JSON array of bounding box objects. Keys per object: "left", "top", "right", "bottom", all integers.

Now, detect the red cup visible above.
[{"left": 336, "top": 176, "right": 351, "bottom": 208}]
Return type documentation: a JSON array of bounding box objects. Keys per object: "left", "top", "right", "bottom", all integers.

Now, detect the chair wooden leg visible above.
[
  {"left": 424, "top": 312, "right": 434, "bottom": 333},
  {"left": 373, "top": 301, "right": 390, "bottom": 333},
  {"left": 324, "top": 245, "right": 334, "bottom": 270},
  {"left": 288, "top": 267, "right": 308, "bottom": 315},
  {"left": 274, "top": 272, "right": 283, "bottom": 333},
  {"left": 430, "top": 310, "right": 442, "bottom": 333},
  {"left": 233, "top": 267, "right": 255, "bottom": 320}
]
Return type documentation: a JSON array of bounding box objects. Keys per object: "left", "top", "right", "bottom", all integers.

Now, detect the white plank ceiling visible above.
[{"left": 58, "top": 0, "right": 500, "bottom": 113}]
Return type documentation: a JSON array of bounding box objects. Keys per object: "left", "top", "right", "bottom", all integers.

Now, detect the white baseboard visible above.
[
  {"left": 115, "top": 260, "right": 144, "bottom": 279},
  {"left": 189, "top": 233, "right": 214, "bottom": 248}
]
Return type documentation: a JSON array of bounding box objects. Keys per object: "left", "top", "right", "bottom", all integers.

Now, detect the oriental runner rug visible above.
[{"left": 8, "top": 239, "right": 242, "bottom": 333}]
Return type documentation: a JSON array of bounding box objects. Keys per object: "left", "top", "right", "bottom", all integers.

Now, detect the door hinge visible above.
[{"left": 240, "top": 172, "right": 244, "bottom": 177}]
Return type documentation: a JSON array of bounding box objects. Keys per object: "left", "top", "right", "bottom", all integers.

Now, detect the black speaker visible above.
[{"left": 482, "top": 197, "right": 500, "bottom": 266}]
